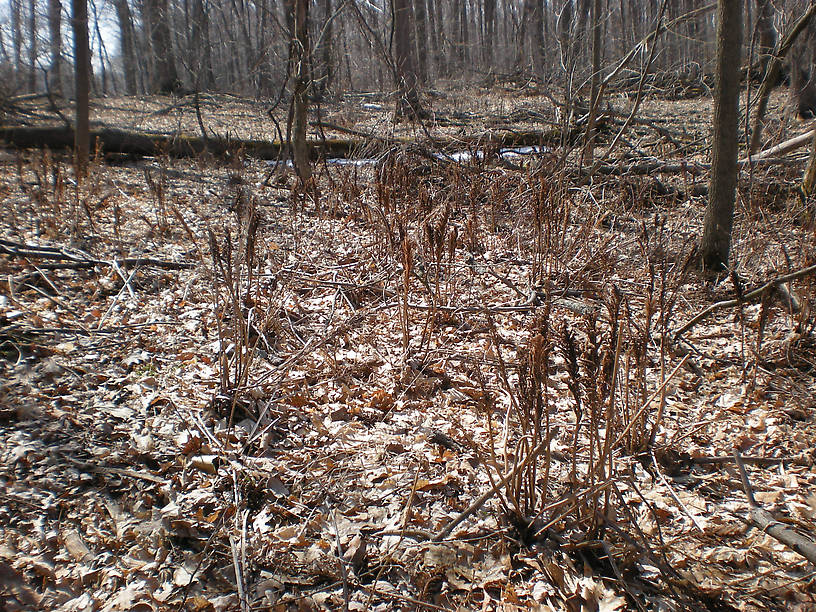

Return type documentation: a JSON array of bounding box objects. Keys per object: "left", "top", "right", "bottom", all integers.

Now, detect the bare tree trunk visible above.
[
  {"left": 229, "top": 0, "right": 255, "bottom": 92},
  {"left": 48, "top": 0, "right": 64, "bottom": 94},
  {"left": 582, "top": 0, "right": 603, "bottom": 165},
  {"left": 558, "top": 0, "right": 574, "bottom": 63},
  {"left": 790, "top": 21, "right": 816, "bottom": 119},
  {"left": 518, "top": 0, "right": 530, "bottom": 69},
  {"left": 191, "top": 0, "right": 215, "bottom": 90},
  {"left": 701, "top": 0, "right": 743, "bottom": 271},
  {"left": 413, "top": 0, "right": 428, "bottom": 83},
  {"left": 754, "top": 0, "right": 775, "bottom": 75},
  {"left": 618, "top": 0, "right": 628, "bottom": 57},
  {"left": 288, "top": 0, "right": 311, "bottom": 181},
  {"left": 72, "top": 0, "right": 91, "bottom": 177},
  {"left": 629, "top": 0, "right": 640, "bottom": 46},
  {"left": 518, "top": 0, "right": 544, "bottom": 75},
  {"left": 532, "top": 0, "right": 544, "bottom": 77},
  {"left": 459, "top": 0, "right": 469, "bottom": 70},
  {"left": 427, "top": 0, "right": 443, "bottom": 77},
  {"left": 144, "top": 0, "right": 181, "bottom": 93},
  {"left": 394, "top": 0, "right": 425, "bottom": 119},
  {"left": 91, "top": 2, "right": 108, "bottom": 95},
  {"left": 577, "top": 0, "right": 591, "bottom": 60},
  {"left": 28, "top": 0, "right": 37, "bottom": 92},
  {"left": 113, "top": 0, "right": 138, "bottom": 94},
  {"left": 483, "top": 0, "right": 496, "bottom": 66},
  {"left": 312, "top": 0, "right": 334, "bottom": 99},
  {"left": 11, "top": 0, "right": 23, "bottom": 88}
]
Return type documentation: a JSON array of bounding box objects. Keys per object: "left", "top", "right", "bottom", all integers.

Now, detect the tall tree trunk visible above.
[
  {"left": 427, "top": 0, "right": 443, "bottom": 77},
  {"left": 754, "top": 0, "right": 776, "bottom": 76},
  {"left": 799, "top": 28, "right": 816, "bottom": 119},
  {"left": 558, "top": 0, "right": 574, "bottom": 65},
  {"left": 701, "top": 0, "right": 743, "bottom": 271},
  {"left": 413, "top": 0, "right": 428, "bottom": 83},
  {"left": 518, "top": 0, "right": 544, "bottom": 74},
  {"left": 518, "top": 0, "right": 530, "bottom": 69},
  {"left": 393, "top": 0, "right": 425, "bottom": 119},
  {"left": 229, "top": 0, "right": 254, "bottom": 92},
  {"left": 11, "top": 0, "right": 23, "bottom": 88},
  {"left": 113, "top": 0, "right": 138, "bottom": 94},
  {"left": 260, "top": 0, "right": 277, "bottom": 95},
  {"left": 629, "top": 0, "right": 640, "bottom": 47},
  {"left": 532, "top": 0, "right": 544, "bottom": 77},
  {"left": 483, "top": 0, "right": 496, "bottom": 67},
  {"left": 790, "top": 20, "right": 816, "bottom": 119},
  {"left": 28, "top": 0, "right": 37, "bottom": 92},
  {"left": 577, "top": 0, "right": 591, "bottom": 58},
  {"left": 287, "top": 0, "right": 311, "bottom": 181},
  {"left": 191, "top": 0, "right": 215, "bottom": 90},
  {"left": 459, "top": 0, "right": 469, "bottom": 70},
  {"left": 48, "top": 0, "right": 64, "bottom": 94},
  {"left": 313, "top": 0, "right": 334, "bottom": 99},
  {"left": 144, "top": 0, "right": 181, "bottom": 93},
  {"left": 72, "top": 0, "right": 91, "bottom": 177},
  {"left": 582, "top": 0, "right": 603, "bottom": 165},
  {"left": 92, "top": 3, "right": 108, "bottom": 95}
]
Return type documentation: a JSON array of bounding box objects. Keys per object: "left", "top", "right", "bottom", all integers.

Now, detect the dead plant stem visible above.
[{"left": 612, "top": 355, "right": 689, "bottom": 449}]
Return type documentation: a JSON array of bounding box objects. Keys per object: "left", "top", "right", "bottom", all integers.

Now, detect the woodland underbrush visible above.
[{"left": 1, "top": 142, "right": 815, "bottom": 610}]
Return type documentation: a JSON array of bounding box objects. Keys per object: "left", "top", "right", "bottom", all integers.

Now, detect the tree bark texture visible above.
[
  {"left": 754, "top": 0, "right": 776, "bottom": 74},
  {"left": 413, "top": 0, "right": 428, "bottom": 83},
  {"left": 790, "top": 20, "right": 816, "bottom": 119},
  {"left": 114, "top": 0, "right": 138, "bottom": 94},
  {"left": 48, "top": 0, "right": 64, "bottom": 94},
  {"left": 28, "top": 0, "right": 37, "bottom": 92},
  {"left": 701, "top": 0, "right": 743, "bottom": 271},
  {"left": 289, "top": 0, "right": 312, "bottom": 180},
  {"left": 393, "top": 0, "right": 424, "bottom": 119},
  {"left": 191, "top": 0, "right": 215, "bottom": 90},
  {"left": 582, "top": 0, "right": 603, "bottom": 165},
  {"left": 483, "top": 0, "right": 496, "bottom": 66},
  {"left": 312, "top": 0, "right": 334, "bottom": 99},
  {"left": 143, "top": 0, "right": 181, "bottom": 93},
  {"left": 11, "top": 0, "right": 23, "bottom": 87},
  {"left": 72, "top": 0, "right": 91, "bottom": 177}
]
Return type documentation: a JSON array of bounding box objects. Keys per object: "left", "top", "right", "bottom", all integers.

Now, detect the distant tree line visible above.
[{"left": 1, "top": 0, "right": 815, "bottom": 100}]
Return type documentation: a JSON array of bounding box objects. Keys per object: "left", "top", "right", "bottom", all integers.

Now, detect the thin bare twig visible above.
[{"left": 673, "top": 263, "right": 816, "bottom": 341}]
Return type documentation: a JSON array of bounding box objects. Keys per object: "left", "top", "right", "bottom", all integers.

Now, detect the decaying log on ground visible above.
[
  {"left": 592, "top": 159, "right": 709, "bottom": 176},
  {"left": 0, "top": 125, "right": 352, "bottom": 160},
  {"left": 0, "top": 124, "right": 570, "bottom": 161}
]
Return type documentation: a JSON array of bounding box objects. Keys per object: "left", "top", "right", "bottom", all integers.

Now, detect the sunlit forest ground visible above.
[{"left": 1, "top": 82, "right": 815, "bottom": 611}]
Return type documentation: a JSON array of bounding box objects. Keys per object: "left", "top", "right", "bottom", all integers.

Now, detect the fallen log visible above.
[
  {"left": 0, "top": 124, "right": 569, "bottom": 162},
  {"left": 740, "top": 128, "right": 815, "bottom": 164},
  {"left": 0, "top": 237, "right": 196, "bottom": 270},
  {"left": 0, "top": 125, "right": 359, "bottom": 160}
]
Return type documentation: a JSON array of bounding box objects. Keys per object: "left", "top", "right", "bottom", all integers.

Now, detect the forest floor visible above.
[{"left": 1, "top": 82, "right": 816, "bottom": 611}]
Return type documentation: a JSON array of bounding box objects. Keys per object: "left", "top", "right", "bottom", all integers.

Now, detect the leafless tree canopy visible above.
[{"left": 0, "top": 0, "right": 812, "bottom": 102}]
